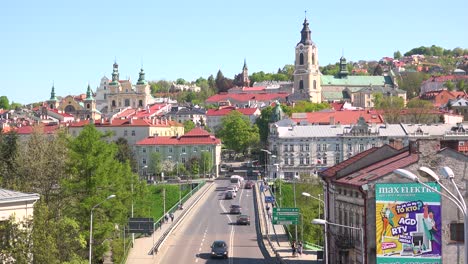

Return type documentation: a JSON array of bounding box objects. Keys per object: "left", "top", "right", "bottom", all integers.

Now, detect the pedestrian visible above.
[
  {"left": 164, "top": 213, "right": 169, "bottom": 223},
  {"left": 170, "top": 212, "right": 174, "bottom": 222},
  {"left": 159, "top": 219, "right": 163, "bottom": 230},
  {"left": 291, "top": 240, "right": 297, "bottom": 257},
  {"left": 266, "top": 205, "right": 270, "bottom": 218},
  {"left": 298, "top": 241, "right": 303, "bottom": 257},
  {"left": 267, "top": 210, "right": 272, "bottom": 220}
]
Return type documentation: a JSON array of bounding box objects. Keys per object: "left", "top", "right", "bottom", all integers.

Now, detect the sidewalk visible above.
[
  {"left": 126, "top": 181, "right": 214, "bottom": 264},
  {"left": 255, "top": 181, "right": 322, "bottom": 264}
]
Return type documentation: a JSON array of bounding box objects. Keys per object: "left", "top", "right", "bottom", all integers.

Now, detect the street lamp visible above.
[
  {"left": 89, "top": 194, "right": 116, "bottom": 264},
  {"left": 303, "top": 192, "right": 326, "bottom": 262},
  {"left": 260, "top": 149, "right": 272, "bottom": 180},
  {"left": 312, "top": 219, "right": 364, "bottom": 264},
  {"left": 178, "top": 153, "right": 186, "bottom": 205},
  {"left": 394, "top": 167, "right": 467, "bottom": 264}
]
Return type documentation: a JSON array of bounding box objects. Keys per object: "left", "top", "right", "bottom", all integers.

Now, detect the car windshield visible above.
[
  {"left": 213, "top": 241, "right": 226, "bottom": 248},
  {"left": 230, "top": 205, "right": 241, "bottom": 208}
]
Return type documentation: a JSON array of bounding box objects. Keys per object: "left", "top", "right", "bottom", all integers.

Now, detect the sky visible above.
[{"left": 1, "top": 0, "right": 467, "bottom": 105}]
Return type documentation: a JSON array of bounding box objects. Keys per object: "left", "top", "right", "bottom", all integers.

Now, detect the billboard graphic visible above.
[{"left": 375, "top": 183, "right": 441, "bottom": 263}]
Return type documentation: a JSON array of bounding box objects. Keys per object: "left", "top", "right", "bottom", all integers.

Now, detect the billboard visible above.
[{"left": 375, "top": 183, "right": 441, "bottom": 263}]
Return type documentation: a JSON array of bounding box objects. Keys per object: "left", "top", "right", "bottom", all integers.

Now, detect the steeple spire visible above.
[
  {"left": 86, "top": 83, "right": 94, "bottom": 100},
  {"left": 243, "top": 58, "right": 248, "bottom": 70},
  {"left": 137, "top": 68, "right": 147, "bottom": 85},
  {"left": 298, "top": 13, "right": 312, "bottom": 45},
  {"left": 110, "top": 60, "right": 120, "bottom": 85},
  {"left": 338, "top": 55, "right": 349, "bottom": 78},
  {"left": 50, "top": 83, "right": 57, "bottom": 101}
]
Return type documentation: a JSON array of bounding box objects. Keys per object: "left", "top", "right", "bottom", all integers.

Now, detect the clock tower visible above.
[{"left": 293, "top": 16, "right": 321, "bottom": 103}]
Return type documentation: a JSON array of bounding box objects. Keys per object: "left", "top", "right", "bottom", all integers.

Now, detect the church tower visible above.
[
  {"left": 83, "top": 84, "right": 96, "bottom": 119},
  {"left": 47, "top": 84, "right": 59, "bottom": 109},
  {"left": 293, "top": 16, "right": 321, "bottom": 103},
  {"left": 241, "top": 59, "right": 250, "bottom": 87}
]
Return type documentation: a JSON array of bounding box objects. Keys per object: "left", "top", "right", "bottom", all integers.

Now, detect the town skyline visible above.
[{"left": 1, "top": 0, "right": 467, "bottom": 104}]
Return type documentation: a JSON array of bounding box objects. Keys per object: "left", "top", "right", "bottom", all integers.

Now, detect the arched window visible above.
[
  {"left": 112, "top": 100, "right": 116, "bottom": 107},
  {"left": 49, "top": 104, "right": 54, "bottom": 109},
  {"left": 139, "top": 100, "right": 143, "bottom": 107},
  {"left": 313, "top": 80, "right": 317, "bottom": 90},
  {"left": 299, "top": 53, "right": 304, "bottom": 65},
  {"left": 312, "top": 54, "right": 315, "bottom": 65},
  {"left": 299, "top": 80, "right": 304, "bottom": 90},
  {"left": 86, "top": 103, "right": 90, "bottom": 109}
]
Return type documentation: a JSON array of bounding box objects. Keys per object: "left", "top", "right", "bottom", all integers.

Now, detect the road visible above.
[{"left": 156, "top": 179, "right": 272, "bottom": 264}]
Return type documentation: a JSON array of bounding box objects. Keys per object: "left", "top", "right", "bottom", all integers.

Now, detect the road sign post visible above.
[{"left": 272, "top": 207, "right": 299, "bottom": 225}]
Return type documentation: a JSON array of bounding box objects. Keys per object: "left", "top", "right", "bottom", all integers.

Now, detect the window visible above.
[
  {"left": 335, "top": 156, "right": 340, "bottom": 165},
  {"left": 299, "top": 80, "right": 304, "bottom": 90},
  {"left": 317, "top": 144, "right": 321, "bottom": 152},
  {"left": 335, "top": 144, "right": 340, "bottom": 151},
  {"left": 372, "top": 143, "right": 376, "bottom": 148},
  {"left": 142, "top": 159, "right": 147, "bottom": 165},
  {"left": 305, "top": 144, "right": 309, "bottom": 151},
  {"left": 450, "top": 223, "right": 464, "bottom": 242},
  {"left": 142, "top": 148, "right": 146, "bottom": 153},
  {"left": 112, "top": 100, "right": 116, "bottom": 107},
  {"left": 299, "top": 53, "right": 304, "bottom": 65},
  {"left": 348, "top": 143, "right": 352, "bottom": 151},
  {"left": 104, "top": 94, "right": 106, "bottom": 99},
  {"left": 131, "top": 130, "right": 135, "bottom": 136},
  {"left": 169, "top": 148, "right": 173, "bottom": 153},
  {"left": 284, "top": 145, "right": 288, "bottom": 152},
  {"left": 156, "top": 147, "right": 160, "bottom": 152},
  {"left": 306, "top": 157, "right": 310, "bottom": 164},
  {"left": 359, "top": 144, "right": 364, "bottom": 152},
  {"left": 194, "top": 147, "right": 198, "bottom": 152},
  {"left": 299, "top": 156, "right": 304, "bottom": 165},
  {"left": 289, "top": 145, "right": 294, "bottom": 152},
  {"left": 300, "top": 144, "right": 304, "bottom": 151},
  {"left": 323, "top": 144, "right": 327, "bottom": 151},
  {"left": 312, "top": 53, "right": 315, "bottom": 64},
  {"left": 313, "top": 80, "right": 317, "bottom": 90},
  {"left": 459, "top": 142, "right": 465, "bottom": 146},
  {"left": 124, "top": 130, "right": 128, "bottom": 136},
  {"left": 323, "top": 155, "right": 327, "bottom": 165},
  {"left": 87, "top": 103, "right": 91, "bottom": 109},
  {"left": 139, "top": 100, "right": 143, "bottom": 107},
  {"left": 125, "top": 99, "right": 130, "bottom": 106}
]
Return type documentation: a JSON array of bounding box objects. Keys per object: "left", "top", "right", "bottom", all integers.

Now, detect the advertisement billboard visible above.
[{"left": 375, "top": 183, "right": 441, "bottom": 263}]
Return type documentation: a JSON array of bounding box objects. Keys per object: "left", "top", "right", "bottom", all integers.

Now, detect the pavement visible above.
[
  {"left": 125, "top": 181, "right": 214, "bottom": 264},
  {"left": 255, "top": 181, "right": 323, "bottom": 264}
]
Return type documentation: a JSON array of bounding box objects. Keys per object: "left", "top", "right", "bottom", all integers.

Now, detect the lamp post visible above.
[
  {"left": 394, "top": 167, "right": 467, "bottom": 264},
  {"left": 201, "top": 149, "right": 209, "bottom": 178},
  {"left": 89, "top": 194, "right": 116, "bottom": 264},
  {"left": 302, "top": 192, "right": 325, "bottom": 245},
  {"left": 178, "top": 153, "right": 186, "bottom": 205},
  {"left": 312, "top": 219, "right": 364, "bottom": 264},
  {"left": 260, "top": 149, "right": 272, "bottom": 180}
]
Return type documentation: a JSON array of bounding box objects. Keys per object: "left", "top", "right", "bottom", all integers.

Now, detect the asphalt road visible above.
[{"left": 156, "top": 179, "right": 272, "bottom": 264}]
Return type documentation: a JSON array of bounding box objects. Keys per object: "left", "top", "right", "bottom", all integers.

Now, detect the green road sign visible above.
[{"left": 272, "top": 207, "right": 299, "bottom": 225}]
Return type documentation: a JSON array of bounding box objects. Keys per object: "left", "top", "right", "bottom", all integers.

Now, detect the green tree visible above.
[
  {"left": 115, "top": 137, "right": 137, "bottom": 172},
  {"left": 406, "top": 98, "right": 435, "bottom": 124},
  {"left": 217, "top": 111, "right": 260, "bottom": 155},
  {"left": 176, "top": 78, "right": 186, "bottom": 85},
  {"left": 373, "top": 64, "right": 383, "bottom": 76},
  {"left": 200, "top": 151, "right": 213, "bottom": 177},
  {"left": 0, "top": 131, "right": 20, "bottom": 189},
  {"left": 255, "top": 106, "right": 274, "bottom": 144},
  {"left": 397, "top": 72, "right": 427, "bottom": 99},
  {"left": 393, "top": 51, "right": 402, "bottom": 59},
  {"left": 445, "top": 80, "right": 455, "bottom": 91},
  {"left": 62, "top": 125, "right": 134, "bottom": 262},
  {"left": 0, "top": 96, "right": 10, "bottom": 109},
  {"left": 373, "top": 93, "right": 405, "bottom": 123},
  {"left": 320, "top": 63, "right": 339, "bottom": 76},
  {"left": 289, "top": 101, "right": 330, "bottom": 113},
  {"left": 457, "top": 80, "right": 465, "bottom": 91},
  {"left": 183, "top": 120, "right": 195, "bottom": 133},
  {"left": 0, "top": 217, "right": 33, "bottom": 263},
  {"left": 149, "top": 152, "right": 163, "bottom": 180}
]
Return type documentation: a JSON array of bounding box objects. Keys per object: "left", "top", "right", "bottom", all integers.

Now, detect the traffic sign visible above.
[
  {"left": 265, "top": 196, "right": 275, "bottom": 203},
  {"left": 272, "top": 207, "right": 299, "bottom": 225}
]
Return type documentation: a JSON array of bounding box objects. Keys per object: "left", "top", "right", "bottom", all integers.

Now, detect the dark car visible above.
[
  {"left": 211, "top": 240, "right": 228, "bottom": 259},
  {"left": 244, "top": 181, "right": 254, "bottom": 189},
  {"left": 236, "top": 215, "right": 250, "bottom": 225},
  {"left": 229, "top": 204, "right": 242, "bottom": 214},
  {"left": 225, "top": 191, "right": 233, "bottom": 200}
]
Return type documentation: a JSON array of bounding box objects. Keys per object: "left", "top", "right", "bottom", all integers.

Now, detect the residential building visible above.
[
  {"left": 320, "top": 139, "right": 468, "bottom": 264},
  {"left": 135, "top": 127, "right": 222, "bottom": 178},
  {"left": 420, "top": 89, "right": 467, "bottom": 108},
  {"left": 205, "top": 107, "right": 261, "bottom": 131},
  {"left": 449, "top": 97, "right": 468, "bottom": 120},
  {"left": 0, "top": 188, "right": 40, "bottom": 223},
  {"left": 290, "top": 109, "right": 385, "bottom": 125},
  {"left": 164, "top": 107, "right": 207, "bottom": 127},
  {"left": 420, "top": 75, "right": 468, "bottom": 95},
  {"left": 68, "top": 117, "right": 183, "bottom": 146},
  {"left": 205, "top": 93, "right": 289, "bottom": 108}
]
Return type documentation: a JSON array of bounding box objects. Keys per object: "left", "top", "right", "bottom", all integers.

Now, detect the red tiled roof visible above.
[
  {"left": 205, "top": 93, "right": 288, "bottom": 103},
  {"left": 292, "top": 110, "right": 384, "bottom": 125},
  {"left": 422, "top": 75, "right": 468, "bottom": 84},
  {"left": 69, "top": 118, "right": 181, "bottom": 128},
  {"left": 321, "top": 147, "right": 380, "bottom": 178},
  {"left": 15, "top": 124, "right": 61, "bottom": 135},
  {"left": 330, "top": 102, "right": 344, "bottom": 111},
  {"left": 334, "top": 151, "right": 419, "bottom": 187},
  {"left": 49, "top": 108, "right": 74, "bottom": 117},
  {"left": 206, "top": 107, "right": 258, "bottom": 116},
  {"left": 136, "top": 127, "right": 221, "bottom": 146}
]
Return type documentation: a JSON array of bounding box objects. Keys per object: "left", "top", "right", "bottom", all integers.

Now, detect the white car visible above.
[
  {"left": 230, "top": 185, "right": 239, "bottom": 192},
  {"left": 227, "top": 186, "right": 237, "bottom": 193},
  {"left": 226, "top": 190, "right": 237, "bottom": 198}
]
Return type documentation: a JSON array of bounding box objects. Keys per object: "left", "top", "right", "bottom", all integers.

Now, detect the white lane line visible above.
[{"left": 195, "top": 258, "right": 199, "bottom": 263}]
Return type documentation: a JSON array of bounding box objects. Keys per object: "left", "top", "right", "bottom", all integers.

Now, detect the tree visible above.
[
  {"left": 176, "top": 78, "right": 186, "bottom": 85},
  {"left": 115, "top": 137, "right": 137, "bottom": 172},
  {"left": 183, "top": 120, "right": 195, "bottom": 133},
  {"left": 216, "top": 111, "right": 260, "bottom": 155},
  {"left": 393, "top": 51, "right": 402, "bottom": 59},
  {"left": 457, "top": 80, "right": 465, "bottom": 91},
  {"left": 373, "top": 93, "right": 405, "bottom": 124},
  {"left": 406, "top": 98, "right": 435, "bottom": 124},
  {"left": 256, "top": 106, "right": 274, "bottom": 144},
  {"left": 0, "top": 96, "right": 10, "bottom": 109},
  {"left": 0, "top": 216, "right": 34, "bottom": 263},
  {"left": 149, "top": 152, "right": 163, "bottom": 180},
  {"left": 200, "top": 151, "right": 213, "bottom": 177},
  {"left": 288, "top": 101, "right": 330, "bottom": 113},
  {"left": 62, "top": 125, "right": 134, "bottom": 262},
  {"left": 397, "top": 72, "right": 427, "bottom": 99},
  {"left": 0, "top": 131, "right": 20, "bottom": 189},
  {"left": 373, "top": 64, "right": 383, "bottom": 76},
  {"left": 445, "top": 80, "right": 455, "bottom": 91}
]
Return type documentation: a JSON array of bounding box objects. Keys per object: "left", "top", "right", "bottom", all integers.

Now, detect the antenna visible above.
[{"left": 304, "top": 10, "right": 307, "bottom": 19}]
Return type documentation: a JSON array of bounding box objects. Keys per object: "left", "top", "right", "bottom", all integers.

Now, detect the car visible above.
[
  {"left": 244, "top": 181, "right": 254, "bottom": 189},
  {"left": 229, "top": 185, "right": 239, "bottom": 192},
  {"left": 226, "top": 186, "right": 237, "bottom": 193},
  {"left": 225, "top": 191, "right": 233, "bottom": 200},
  {"left": 211, "top": 240, "right": 228, "bottom": 259},
  {"left": 236, "top": 215, "right": 250, "bottom": 225},
  {"left": 227, "top": 190, "right": 237, "bottom": 198},
  {"left": 229, "top": 204, "right": 242, "bottom": 214}
]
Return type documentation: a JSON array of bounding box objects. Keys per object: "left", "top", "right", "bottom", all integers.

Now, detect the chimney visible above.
[{"left": 329, "top": 116, "right": 335, "bottom": 125}]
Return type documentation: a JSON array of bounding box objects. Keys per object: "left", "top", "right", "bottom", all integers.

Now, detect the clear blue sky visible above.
[{"left": 1, "top": 0, "right": 467, "bottom": 105}]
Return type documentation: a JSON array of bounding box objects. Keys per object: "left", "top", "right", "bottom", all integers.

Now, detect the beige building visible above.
[
  {"left": 68, "top": 117, "right": 184, "bottom": 146},
  {"left": 0, "top": 188, "right": 40, "bottom": 223}
]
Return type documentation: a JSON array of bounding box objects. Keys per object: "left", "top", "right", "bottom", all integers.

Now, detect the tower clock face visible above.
[{"left": 299, "top": 45, "right": 304, "bottom": 51}]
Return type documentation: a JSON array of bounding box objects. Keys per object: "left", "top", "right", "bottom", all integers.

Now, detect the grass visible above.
[{"left": 273, "top": 180, "right": 325, "bottom": 245}]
